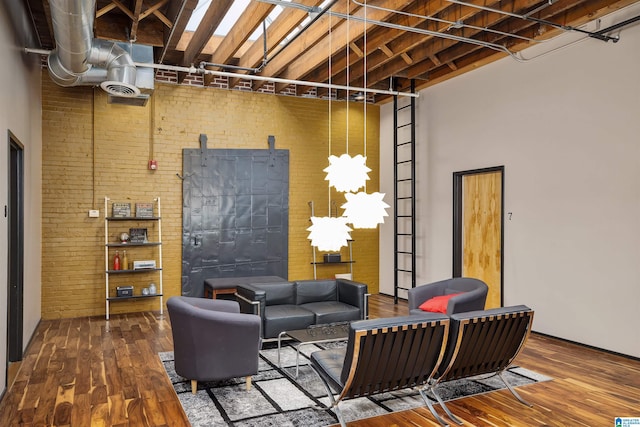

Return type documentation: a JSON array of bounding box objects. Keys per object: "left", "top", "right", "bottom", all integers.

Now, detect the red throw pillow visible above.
[{"left": 419, "top": 293, "right": 464, "bottom": 313}]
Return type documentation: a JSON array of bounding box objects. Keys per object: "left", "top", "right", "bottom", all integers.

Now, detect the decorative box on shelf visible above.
[
  {"left": 116, "top": 286, "right": 134, "bottom": 297},
  {"left": 136, "top": 203, "right": 154, "bottom": 218},
  {"left": 133, "top": 260, "right": 156, "bottom": 270},
  {"left": 112, "top": 203, "right": 131, "bottom": 218},
  {"left": 129, "top": 228, "right": 148, "bottom": 243},
  {"left": 324, "top": 253, "right": 341, "bottom": 263}
]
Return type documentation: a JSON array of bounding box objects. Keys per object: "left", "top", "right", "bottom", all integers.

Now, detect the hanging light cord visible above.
[
  {"left": 328, "top": 8, "right": 332, "bottom": 216},
  {"left": 345, "top": 0, "right": 350, "bottom": 155},
  {"left": 363, "top": 0, "right": 367, "bottom": 193}
]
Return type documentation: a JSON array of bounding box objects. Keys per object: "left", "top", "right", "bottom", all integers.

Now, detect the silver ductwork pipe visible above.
[{"left": 47, "top": 0, "right": 139, "bottom": 96}]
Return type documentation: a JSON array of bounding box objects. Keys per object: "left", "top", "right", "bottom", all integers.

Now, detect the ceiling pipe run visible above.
[
  {"left": 135, "top": 61, "right": 419, "bottom": 98},
  {"left": 47, "top": 0, "right": 139, "bottom": 97}
]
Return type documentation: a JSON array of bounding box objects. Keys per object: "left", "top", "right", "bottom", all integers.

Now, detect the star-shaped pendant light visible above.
[
  {"left": 307, "top": 216, "right": 353, "bottom": 251},
  {"left": 342, "top": 191, "right": 390, "bottom": 229},
  {"left": 323, "top": 154, "right": 371, "bottom": 193}
]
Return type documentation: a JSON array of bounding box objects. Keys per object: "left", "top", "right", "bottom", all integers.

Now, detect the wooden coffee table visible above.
[
  {"left": 277, "top": 322, "right": 350, "bottom": 377},
  {"left": 203, "top": 275, "right": 286, "bottom": 299}
]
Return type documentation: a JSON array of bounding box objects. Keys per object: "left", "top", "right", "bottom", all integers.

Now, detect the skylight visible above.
[
  {"left": 186, "top": 0, "right": 287, "bottom": 41},
  {"left": 185, "top": 0, "right": 211, "bottom": 32}
]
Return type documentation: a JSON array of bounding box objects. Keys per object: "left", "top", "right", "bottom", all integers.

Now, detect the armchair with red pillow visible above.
[{"left": 408, "top": 277, "right": 488, "bottom": 315}]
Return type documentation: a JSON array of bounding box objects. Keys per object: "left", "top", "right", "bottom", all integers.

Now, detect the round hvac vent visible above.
[{"left": 100, "top": 81, "right": 141, "bottom": 98}]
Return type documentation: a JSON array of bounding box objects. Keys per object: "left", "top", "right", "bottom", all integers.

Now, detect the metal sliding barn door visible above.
[{"left": 181, "top": 146, "right": 289, "bottom": 298}]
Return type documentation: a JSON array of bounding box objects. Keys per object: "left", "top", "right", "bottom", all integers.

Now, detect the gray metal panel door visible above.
[{"left": 182, "top": 148, "right": 289, "bottom": 297}]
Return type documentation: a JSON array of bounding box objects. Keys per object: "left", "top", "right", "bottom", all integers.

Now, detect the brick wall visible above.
[{"left": 41, "top": 76, "right": 381, "bottom": 319}]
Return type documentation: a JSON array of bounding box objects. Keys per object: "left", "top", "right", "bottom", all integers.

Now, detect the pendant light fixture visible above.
[
  {"left": 307, "top": 216, "right": 353, "bottom": 251},
  {"left": 342, "top": 191, "right": 389, "bottom": 229},
  {"left": 324, "top": 153, "right": 371, "bottom": 193}
]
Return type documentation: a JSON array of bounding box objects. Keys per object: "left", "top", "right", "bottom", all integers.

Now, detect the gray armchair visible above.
[
  {"left": 166, "top": 296, "right": 261, "bottom": 394},
  {"left": 408, "top": 277, "right": 488, "bottom": 315}
]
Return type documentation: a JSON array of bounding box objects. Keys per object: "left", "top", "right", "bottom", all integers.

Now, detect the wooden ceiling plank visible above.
[
  {"left": 162, "top": 0, "right": 199, "bottom": 58},
  {"left": 401, "top": 52, "right": 413, "bottom": 64},
  {"left": 95, "top": 13, "right": 165, "bottom": 45},
  {"left": 96, "top": 3, "right": 118, "bottom": 18},
  {"left": 111, "top": 0, "right": 135, "bottom": 20},
  {"left": 363, "top": 0, "right": 618, "bottom": 90},
  {"left": 234, "top": 0, "right": 326, "bottom": 72},
  {"left": 287, "top": 0, "right": 465, "bottom": 91},
  {"left": 349, "top": 41, "right": 364, "bottom": 57},
  {"left": 358, "top": 0, "right": 498, "bottom": 74},
  {"left": 130, "top": 0, "right": 144, "bottom": 41},
  {"left": 268, "top": 0, "right": 413, "bottom": 84},
  {"left": 153, "top": 10, "right": 173, "bottom": 27},
  {"left": 251, "top": 0, "right": 359, "bottom": 91},
  {"left": 255, "top": 0, "right": 364, "bottom": 86},
  {"left": 379, "top": 44, "right": 394, "bottom": 57},
  {"left": 182, "top": 0, "right": 235, "bottom": 66},
  {"left": 204, "top": 1, "right": 273, "bottom": 86},
  {"left": 348, "top": 0, "right": 546, "bottom": 88},
  {"left": 140, "top": 0, "right": 170, "bottom": 20},
  {"left": 207, "top": 2, "right": 274, "bottom": 68}
]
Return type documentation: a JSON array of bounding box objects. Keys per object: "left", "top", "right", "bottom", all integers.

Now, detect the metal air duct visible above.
[{"left": 47, "top": 0, "right": 140, "bottom": 97}]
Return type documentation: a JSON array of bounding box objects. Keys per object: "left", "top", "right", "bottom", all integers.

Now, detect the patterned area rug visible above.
[{"left": 160, "top": 342, "right": 551, "bottom": 427}]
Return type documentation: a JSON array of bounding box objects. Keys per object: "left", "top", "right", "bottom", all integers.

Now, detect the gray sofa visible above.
[{"left": 236, "top": 278, "right": 369, "bottom": 338}]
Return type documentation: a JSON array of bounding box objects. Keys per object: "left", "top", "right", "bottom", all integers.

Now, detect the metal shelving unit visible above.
[{"left": 104, "top": 196, "right": 163, "bottom": 319}]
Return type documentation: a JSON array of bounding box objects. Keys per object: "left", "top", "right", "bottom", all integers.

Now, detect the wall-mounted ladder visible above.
[{"left": 393, "top": 80, "right": 416, "bottom": 303}]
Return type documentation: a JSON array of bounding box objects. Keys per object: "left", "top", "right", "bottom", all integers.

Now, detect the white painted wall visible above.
[
  {"left": 0, "top": 5, "right": 43, "bottom": 393},
  {"left": 380, "top": 5, "right": 640, "bottom": 357}
]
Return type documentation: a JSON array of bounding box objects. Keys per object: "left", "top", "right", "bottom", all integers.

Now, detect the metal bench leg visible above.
[
  {"left": 419, "top": 388, "right": 451, "bottom": 427},
  {"left": 310, "top": 365, "right": 346, "bottom": 427},
  {"left": 499, "top": 371, "right": 533, "bottom": 407},
  {"left": 430, "top": 387, "right": 464, "bottom": 426}
]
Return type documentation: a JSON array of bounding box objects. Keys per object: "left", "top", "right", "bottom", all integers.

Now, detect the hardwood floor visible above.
[{"left": 1, "top": 294, "right": 638, "bottom": 426}]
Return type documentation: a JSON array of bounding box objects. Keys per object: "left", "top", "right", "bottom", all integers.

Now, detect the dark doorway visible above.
[
  {"left": 181, "top": 146, "right": 289, "bottom": 298},
  {"left": 453, "top": 166, "right": 504, "bottom": 308},
  {"left": 7, "top": 131, "right": 24, "bottom": 373}
]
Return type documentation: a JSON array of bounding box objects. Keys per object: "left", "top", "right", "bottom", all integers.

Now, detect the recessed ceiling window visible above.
[{"left": 186, "top": 0, "right": 286, "bottom": 39}]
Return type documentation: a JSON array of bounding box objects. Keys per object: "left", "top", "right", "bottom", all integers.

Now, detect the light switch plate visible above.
[{"left": 88, "top": 210, "right": 100, "bottom": 218}]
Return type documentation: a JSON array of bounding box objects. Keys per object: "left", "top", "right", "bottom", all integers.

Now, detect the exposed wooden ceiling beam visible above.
[
  {"left": 359, "top": 0, "right": 617, "bottom": 90},
  {"left": 400, "top": 52, "right": 413, "bottom": 64},
  {"left": 227, "top": 0, "right": 325, "bottom": 88},
  {"left": 379, "top": 44, "right": 394, "bottom": 58},
  {"left": 293, "top": 0, "right": 461, "bottom": 92},
  {"left": 203, "top": 2, "right": 274, "bottom": 85},
  {"left": 160, "top": 0, "right": 199, "bottom": 63},
  {"left": 95, "top": 14, "right": 165, "bottom": 45},
  {"left": 181, "top": 0, "right": 234, "bottom": 67},
  {"left": 140, "top": 0, "right": 170, "bottom": 21},
  {"left": 253, "top": 0, "right": 358, "bottom": 91},
  {"left": 207, "top": 2, "right": 274, "bottom": 67},
  {"left": 97, "top": 3, "right": 117, "bottom": 18},
  {"left": 268, "top": 0, "right": 414, "bottom": 89},
  {"left": 130, "top": 0, "right": 144, "bottom": 41},
  {"left": 111, "top": 0, "right": 134, "bottom": 20},
  {"left": 152, "top": 9, "right": 172, "bottom": 27},
  {"left": 349, "top": 41, "right": 363, "bottom": 57}
]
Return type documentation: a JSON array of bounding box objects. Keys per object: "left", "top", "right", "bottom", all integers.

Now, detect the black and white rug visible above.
[{"left": 160, "top": 343, "right": 551, "bottom": 427}]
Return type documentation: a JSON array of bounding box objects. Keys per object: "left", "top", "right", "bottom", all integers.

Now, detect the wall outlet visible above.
[{"left": 88, "top": 210, "right": 100, "bottom": 218}]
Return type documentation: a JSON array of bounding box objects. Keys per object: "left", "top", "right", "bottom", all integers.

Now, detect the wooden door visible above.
[{"left": 453, "top": 167, "right": 503, "bottom": 309}]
